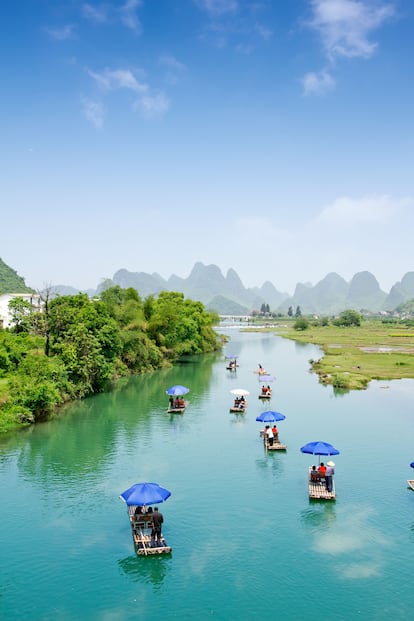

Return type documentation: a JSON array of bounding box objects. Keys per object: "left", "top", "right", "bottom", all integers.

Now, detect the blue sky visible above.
[{"left": 1, "top": 0, "right": 413, "bottom": 295}]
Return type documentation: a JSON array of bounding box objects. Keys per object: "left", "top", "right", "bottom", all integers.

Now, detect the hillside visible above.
[
  {"left": 99, "top": 265, "right": 414, "bottom": 315},
  {"left": 9, "top": 257, "right": 414, "bottom": 316},
  {"left": 395, "top": 298, "right": 414, "bottom": 314},
  {"left": 0, "top": 257, "right": 34, "bottom": 294},
  {"left": 103, "top": 262, "right": 289, "bottom": 314}
]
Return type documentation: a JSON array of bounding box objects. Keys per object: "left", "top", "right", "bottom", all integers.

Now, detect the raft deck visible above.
[
  {"left": 167, "top": 400, "right": 189, "bottom": 414},
  {"left": 230, "top": 406, "right": 246, "bottom": 413},
  {"left": 407, "top": 480, "right": 414, "bottom": 491},
  {"left": 258, "top": 394, "right": 271, "bottom": 400},
  {"left": 308, "top": 468, "right": 336, "bottom": 500},
  {"left": 128, "top": 508, "right": 172, "bottom": 556},
  {"left": 133, "top": 529, "right": 172, "bottom": 555},
  {"left": 264, "top": 437, "right": 287, "bottom": 451}
]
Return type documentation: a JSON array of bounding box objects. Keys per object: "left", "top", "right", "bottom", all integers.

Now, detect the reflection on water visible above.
[
  {"left": 294, "top": 340, "right": 315, "bottom": 352},
  {"left": 332, "top": 387, "right": 350, "bottom": 397},
  {"left": 300, "top": 501, "right": 336, "bottom": 529},
  {"left": 229, "top": 414, "right": 248, "bottom": 426},
  {"left": 3, "top": 331, "right": 414, "bottom": 620},
  {"left": 118, "top": 554, "right": 171, "bottom": 590},
  {"left": 255, "top": 450, "right": 286, "bottom": 476}
]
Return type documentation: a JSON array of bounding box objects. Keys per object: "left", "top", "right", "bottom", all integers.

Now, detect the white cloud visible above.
[
  {"left": 308, "top": 0, "right": 395, "bottom": 60},
  {"left": 316, "top": 194, "right": 411, "bottom": 227},
  {"left": 119, "top": 0, "right": 143, "bottom": 32},
  {"left": 87, "top": 68, "right": 148, "bottom": 93},
  {"left": 159, "top": 55, "right": 187, "bottom": 85},
  {"left": 82, "top": 4, "right": 108, "bottom": 23},
  {"left": 195, "top": 0, "right": 239, "bottom": 16},
  {"left": 302, "top": 69, "right": 335, "bottom": 95},
  {"left": 254, "top": 23, "right": 273, "bottom": 41},
  {"left": 82, "top": 1, "right": 142, "bottom": 31},
  {"left": 195, "top": 1, "right": 272, "bottom": 52},
  {"left": 81, "top": 97, "right": 105, "bottom": 128},
  {"left": 45, "top": 25, "right": 75, "bottom": 40},
  {"left": 159, "top": 55, "right": 187, "bottom": 73},
  {"left": 134, "top": 92, "right": 170, "bottom": 118},
  {"left": 86, "top": 67, "right": 169, "bottom": 119}
]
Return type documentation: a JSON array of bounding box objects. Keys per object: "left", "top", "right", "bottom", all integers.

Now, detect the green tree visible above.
[
  {"left": 0, "top": 332, "right": 44, "bottom": 373},
  {"left": 100, "top": 286, "right": 161, "bottom": 372},
  {"left": 8, "top": 297, "right": 34, "bottom": 333},
  {"left": 147, "top": 291, "right": 219, "bottom": 358},
  {"left": 333, "top": 309, "right": 362, "bottom": 327},
  {"left": 287, "top": 306, "right": 293, "bottom": 317},
  {"left": 295, "top": 305, "right": 302, "bottom": 317},
  {"left": 143, "top": 294, "right": 156, "bottom": 321},
  {"left": 6, "top": 352, "right": 71, "bottom": 421},
  {"left": 48, "top": 293, "right": 121, "bottom": 395},
  {"left": 294, "top": 317, "right": 309, "bottom": 331}
]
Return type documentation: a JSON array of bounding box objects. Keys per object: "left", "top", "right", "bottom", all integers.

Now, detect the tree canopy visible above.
[
  {"left": 333, "top": 309, "right": 362, "bottom": 327},
  {"left": 0, "top": 287, "right": 221, "bottom": 428}
]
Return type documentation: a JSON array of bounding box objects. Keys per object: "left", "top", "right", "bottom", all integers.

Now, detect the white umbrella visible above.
[{"left": 230, "top": 388, "right": 250, "bottom": 396}]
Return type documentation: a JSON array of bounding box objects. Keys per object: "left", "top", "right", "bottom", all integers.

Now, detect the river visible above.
[{"left": 1, "top": 330, "right": 414, "bottom": 620}]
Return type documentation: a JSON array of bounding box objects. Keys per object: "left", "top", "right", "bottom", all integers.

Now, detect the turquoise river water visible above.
[{"left": 1, "top": 329, "right": 414, "bottom": 620}]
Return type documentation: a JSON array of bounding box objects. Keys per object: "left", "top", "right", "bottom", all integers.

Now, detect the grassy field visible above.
[{"left": 251, "top": 319, "right": 414, "bottom": 391}]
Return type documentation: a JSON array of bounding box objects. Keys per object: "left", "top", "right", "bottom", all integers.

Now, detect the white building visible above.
[{"left": 0, "top": 293, "right": 42, "bottom": 329}]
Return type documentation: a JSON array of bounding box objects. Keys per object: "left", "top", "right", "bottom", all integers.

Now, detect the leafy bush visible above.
[
  {"left": 333, "top": 310, "right": 362, "bottom": 327},
  {"left": 294, "top": 317, "right": 310, "bottom": 331}
]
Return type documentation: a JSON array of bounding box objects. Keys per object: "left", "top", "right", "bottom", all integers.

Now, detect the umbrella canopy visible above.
[
  {"left": 225, "top": 354, "right": 237, "bottom": 359},
  {"left": 120, "top": 482, "right": 171, "bottom": 506},
  {"left": 165, "top": 385, "right": 189, "bottom": 396},
  {"left": 259, "top": 374, "right": 275, "bottom": 383},
  {"left": 300, "top": 441, "right": 340, "bottom": 456},
  {"left": 230, "top": 388, "right": 250, "bottom": 396},
  {"left": 256, "top": 410, "right": 286, "bottom": 422},
  {"left": 410, "top": 462, "right": 414, "bottom": 469}
]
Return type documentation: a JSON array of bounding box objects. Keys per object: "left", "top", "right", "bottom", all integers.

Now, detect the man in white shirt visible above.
[{"left": 265, "top": 425, "right": 274, "bottom": 446}]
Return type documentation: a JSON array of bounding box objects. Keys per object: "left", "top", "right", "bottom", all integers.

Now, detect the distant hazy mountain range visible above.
[
  {"left": 50, "top": 263, "right": 414, "bottom": 315},
  {"left": 2, "top": 256, "right": 414, "bottom": 315}
]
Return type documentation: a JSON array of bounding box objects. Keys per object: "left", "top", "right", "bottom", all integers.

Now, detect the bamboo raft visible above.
[
  {"left": 132, "top": 529, "right": 172, "bottom": 555},
  {"left": 308, "top": 468, "right": 336, "bottom": 500},
  {"left": 264, "top": 437, "right": 287, "bottom": 451},
  {"left": 407, "top": 480, "right": 414, "bottom": 491},
  {"left": 258, "top": 394, "right": 271, "bottom": 400},
  {"left": 128, "top": 509, "right": 172, "bottom": 556},
  {"left": 167, "top": 400, "right": 189, "bottom": 414},
  {"left": 230, "top": 406, "right": 247, "bottom": 413}
]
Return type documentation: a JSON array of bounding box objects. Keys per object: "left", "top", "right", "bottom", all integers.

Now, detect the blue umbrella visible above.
[
  {"left": 225, "top": 354, "right": 237, "bottom": 359},
  {"left": 256, "top": 410, "right": 286, "bottom": 422},
  {"left": 120, "top": 482, "right": 171, "bottom": 506},
  {"left": 165, "top": 385, "right": 189, "bottom": 396},
  {"left": 410, "top": 462, "right": 414, "bottom": 469},
  {"left": 300, "top": 441, "right": 340, "bottom": 463}
]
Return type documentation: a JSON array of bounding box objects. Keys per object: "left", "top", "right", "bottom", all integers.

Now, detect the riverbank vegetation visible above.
[
  {"left": 271, "top": 315, "right": 414, "bottom": 391},
  {"left": 0, "top": 287, "right": 221, "bottom": 432}
]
